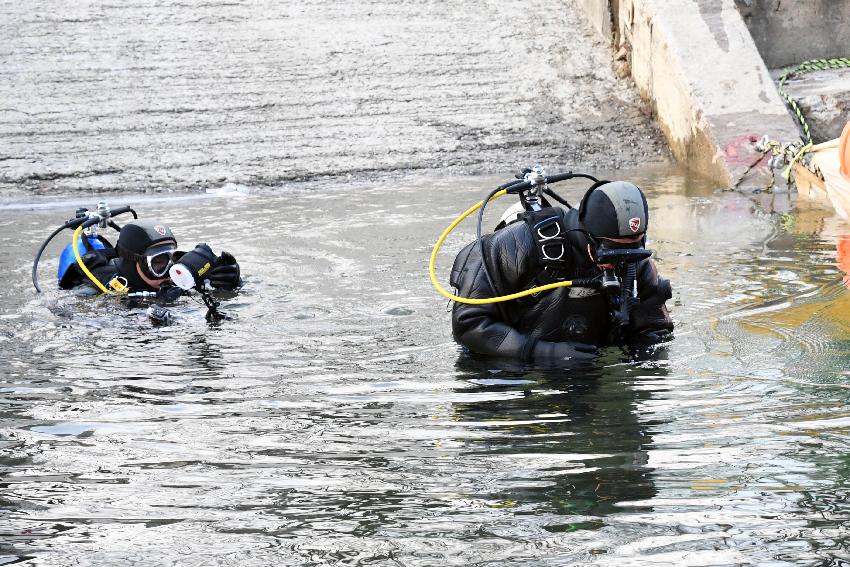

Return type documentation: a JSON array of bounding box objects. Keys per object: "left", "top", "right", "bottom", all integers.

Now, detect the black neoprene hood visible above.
[
  {"left": 580, "top": 181, "right": 649, "bottom": 238},
  {"left": 116, "top": 220, "right": 176, "bottom": 257}
]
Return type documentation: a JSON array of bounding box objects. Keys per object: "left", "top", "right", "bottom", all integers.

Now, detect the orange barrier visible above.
[
  {"left": 841, "top": 121, "right": 850, "bottom": 181},
  {"left": 838, "top": 235, "right": 850, "bottom": 289}
]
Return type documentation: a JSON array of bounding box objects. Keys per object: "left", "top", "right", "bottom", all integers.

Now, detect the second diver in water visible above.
[
  {"left": 449, "top": 180, "right": 673, "bottom": 362},
  {"left": 59, "top": 219, "right": 242, "bottom": 297}
]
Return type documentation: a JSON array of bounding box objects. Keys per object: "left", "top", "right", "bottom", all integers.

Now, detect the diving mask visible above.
[
  {"left": 589, "top": 235, "right": 652, "bottom": 266},
  {"left": 137, "top": 243, "right": 180, "bottom": 278}
]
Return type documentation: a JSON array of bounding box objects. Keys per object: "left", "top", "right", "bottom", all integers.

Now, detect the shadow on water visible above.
[{"left": 451, "top": 349, "right": 670, "bottom": 526}]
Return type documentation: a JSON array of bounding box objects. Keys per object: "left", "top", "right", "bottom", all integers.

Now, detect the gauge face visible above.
[{"left": 169, "top": 263, "right": 197, "bottom": 290}]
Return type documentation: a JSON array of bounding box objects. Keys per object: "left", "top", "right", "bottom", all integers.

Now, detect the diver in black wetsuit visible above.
[
  {"left": 59, "top": 220, "right": 241, "bottom": 296},
  {"left": 449, "top": 181, "right": 673, "bottom": 362}
]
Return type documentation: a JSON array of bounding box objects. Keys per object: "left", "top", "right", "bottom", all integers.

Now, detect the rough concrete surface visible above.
[
  {"left": 736, "top": 0, "right": 850, "bottom": 70},
  {"left": 0, "top": 0, "right": 667, "bottom": 196},
  {"left": 576, "top": 0, "right": 613, "bottom": 43},
  {"left": 779, "top": 67, "right": 850, "bottom": 143}
]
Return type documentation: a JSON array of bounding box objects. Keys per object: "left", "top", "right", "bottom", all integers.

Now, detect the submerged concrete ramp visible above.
[
  {"left": 0, "top": 0, "right": 665, "bottom": 195},
  {"left": 581, "top": 0, "right": 802, "bottom": 187}
]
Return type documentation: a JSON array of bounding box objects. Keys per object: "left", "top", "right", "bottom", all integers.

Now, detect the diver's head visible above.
[
  {"left": 578, "top": 181, "right": 651, "bottom": 267},
  {"left": 116, "top": 220, "right": 179, "bottom": 290}
]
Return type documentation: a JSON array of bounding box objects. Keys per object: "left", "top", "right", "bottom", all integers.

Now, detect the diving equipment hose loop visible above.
[
  {"left": 428, "top": 188, "right": 585, "bottom": 304},
  {"left": 32, "top": 204, "right": 137, "bottom": 293},
  {"left": 71, "top": 224, "right": 125, "bottom": 296}
]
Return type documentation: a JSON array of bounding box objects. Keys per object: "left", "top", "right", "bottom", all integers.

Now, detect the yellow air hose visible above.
[
  {"left": 71, "top": 224, "right": 122, "bottom": 295},
  {"left": 428, "top": 189, "right": 580, "bottom": 304}
]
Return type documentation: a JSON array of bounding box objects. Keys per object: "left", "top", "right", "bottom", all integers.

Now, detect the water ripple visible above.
[{"left": 2, "top": 173, "right": 849, "bottom": 565}]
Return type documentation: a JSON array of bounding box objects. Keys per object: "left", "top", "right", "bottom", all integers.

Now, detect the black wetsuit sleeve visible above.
[
  {"left": 450, "top": 222, "right": 542, "bottom": 360},
  {"left": 60, "top": 251, "right": 120, "bottom": 290},
  {"left": 628, "top": 258, "right": 674, "bottom": 340}
]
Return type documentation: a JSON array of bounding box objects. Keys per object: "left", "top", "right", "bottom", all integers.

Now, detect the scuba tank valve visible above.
[
  {"left": 521, "top": 164, "right": 547, "bottom": 211},
  {"left": 32, "top": 201, "right": 138, "bottom": 293},
  {"left": 96, "top": 201, "right": 110, "bottom": 228}
]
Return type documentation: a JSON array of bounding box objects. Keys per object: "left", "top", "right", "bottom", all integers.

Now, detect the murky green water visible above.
[{"left": 1, "top": 169, "right": 849, "bottom": 566}]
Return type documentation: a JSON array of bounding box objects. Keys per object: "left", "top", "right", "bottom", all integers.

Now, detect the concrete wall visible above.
[
  {"left": 735, "top": 0, "right": 850, "bottom": 69},
  {"left": 577, "top": 0, "right": 802, "bottom": 187},
  {"left": 576, "top": 0, "right": 613, "bottom": 41}
]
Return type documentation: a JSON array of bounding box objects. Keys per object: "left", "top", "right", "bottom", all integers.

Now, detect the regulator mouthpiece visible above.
[
  {"left": 168, "top": 244, "right": 216, "bottom": 290},
  {"left": 601, "top": 268, "right": 621, "bottom": 295}
]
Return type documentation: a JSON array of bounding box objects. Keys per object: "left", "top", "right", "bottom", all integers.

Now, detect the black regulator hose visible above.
[
  {"left": 110, "top": 206, "right": 138, "bottom": 219},
  {"left": 32, "top": 219, "right": 86, "bottom": 293},
  {"left": 499, "top": 178, "right": 527, "bottom": 191},
  {"left": 475, "top": 186, "right": 510, "bottom": 318},
  {"left": 543, "top": 188, "right": 573, "bottom": 209},
  {"left": 623, "top": 262, "right": 637, "bottom": 303}
]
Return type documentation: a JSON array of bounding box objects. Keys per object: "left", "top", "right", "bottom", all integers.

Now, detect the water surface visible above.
[{"left": 1, "top": 169, "right": 849, "bottom": 566}]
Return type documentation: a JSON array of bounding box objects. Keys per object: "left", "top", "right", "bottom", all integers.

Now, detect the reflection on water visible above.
[
  {"left": 839, "top": 236, "right": 850, "bottom": 289},
  {"left": 452, "top": 352, "right": 667, "bottom": 522},
  {"left": 1, "top": 167, "right": 849, "bottom": 565}
]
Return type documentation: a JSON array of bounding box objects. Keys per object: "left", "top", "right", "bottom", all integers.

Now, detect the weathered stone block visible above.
[
  {"left": 736, "top": 0, "right": 850, "bottom": 69},
  {"left": 779, "top": 68, "right": 850, "bottom": 142}
]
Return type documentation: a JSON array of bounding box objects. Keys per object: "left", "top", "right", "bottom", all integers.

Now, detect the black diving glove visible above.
[
  {"left": 79, "top": 251, "right": 109, "bottom": 271},
  {"left": 532, "top": 340, "right": 598, "bottom": 363},
  {"left": 207, "top": 251, "right": 242, "bottom": 290},
  {"left": 156, "top": 283, "right": 184, "bottom": 303}
]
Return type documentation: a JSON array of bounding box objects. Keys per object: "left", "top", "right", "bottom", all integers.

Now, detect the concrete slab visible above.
[
  {"left": 577, "top": 0, "right": 613, "bottom": 42},
  {"left": 779, "top": 67, "right": 850, "bottom": 142},
  {"left": 736, "top": 0, "right": 850, "bottom": 69},
  {"left": 0, "top": 0, "right": 667, "bottom": 195}
]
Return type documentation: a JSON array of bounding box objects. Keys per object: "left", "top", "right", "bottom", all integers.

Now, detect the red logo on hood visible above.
[
  {"left": 629, "top": 217, "right": 641, "bottom": 233},
  {"left": 154, "top": 225, "right": 167, "bottom": 236}
]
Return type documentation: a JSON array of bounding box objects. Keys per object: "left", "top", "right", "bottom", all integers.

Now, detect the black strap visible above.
[{"left": 522, "top": 208, "right": 571, "bottom": 284}]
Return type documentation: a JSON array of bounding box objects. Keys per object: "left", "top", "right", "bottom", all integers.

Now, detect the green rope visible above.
[{"left": 777, "top": 57, "right": 850, "bottom": 145}]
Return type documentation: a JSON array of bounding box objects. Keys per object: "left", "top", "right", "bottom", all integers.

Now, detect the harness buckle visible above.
[
  {"left": 108, "top": 276, "right": 129, "bottom": 294},
  {"left": 533, "top": 216, "right": 566, "bottom": 264},
  {"left": 519, "top": 210, "right": 574, "bottom": 287}
]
